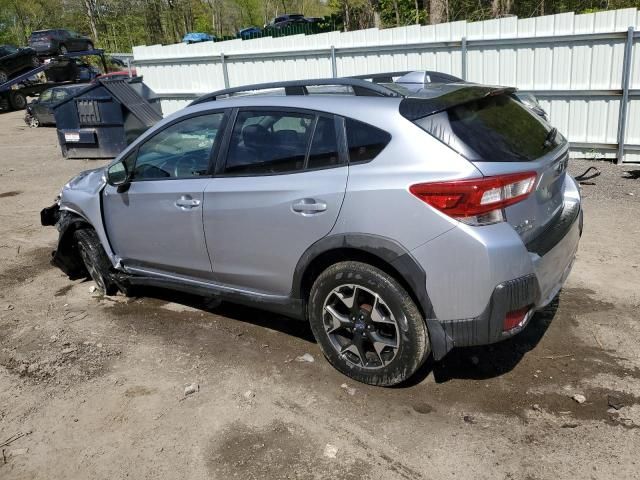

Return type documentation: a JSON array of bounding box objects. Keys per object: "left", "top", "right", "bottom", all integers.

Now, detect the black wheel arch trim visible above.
[
  {"left": 291, "top": 233, "right": 455, "bottom": 359},
  {"left": 48, "top": 208, "right": 92, "bottom": 279}
]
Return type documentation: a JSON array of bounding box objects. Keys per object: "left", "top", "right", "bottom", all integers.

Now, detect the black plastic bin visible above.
[{"left": 53, "top": 77, "right": 162, "bottom": 159}]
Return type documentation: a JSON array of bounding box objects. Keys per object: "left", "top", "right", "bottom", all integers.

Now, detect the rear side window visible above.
[
  {"left": 414, "top": 94, "right": 561, "bottom": 162},
  {"left": 307, "top": 116, "right": 340, "bottom": 169},
  {"left": 224, "top": 110, "right": 313, "bottom": 175},
  {"left": 345, "top": 119, "right": 391, "bottom": 163}
]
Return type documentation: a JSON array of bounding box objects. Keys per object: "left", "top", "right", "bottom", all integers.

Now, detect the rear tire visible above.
[
  {"left": 9, "top": 92, "right": 26, "bottom": 110},
  {"left": 308, "top": 261, "right": 430, "bottom": 386},
  {"left": 74, "top": 229, "right": 119, "bottom": 295}
]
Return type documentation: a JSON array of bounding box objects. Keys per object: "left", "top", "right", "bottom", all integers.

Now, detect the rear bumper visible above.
[{"left": 413, "top": 175, "right": 582, "bottom": 360}]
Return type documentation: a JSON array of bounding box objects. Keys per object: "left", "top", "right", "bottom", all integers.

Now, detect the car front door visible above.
[
  {"left": 203, "top": 108, "right": 348, "bottom": 295},
  {"left": 33, "top": 89, "right": 55, "bottom": 123},
  {"left": 102, "top": 111, "right": 227, "bottom": 280}
]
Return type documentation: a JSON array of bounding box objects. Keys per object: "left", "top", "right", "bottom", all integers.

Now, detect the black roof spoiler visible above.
[{"left": 399, "top": 85, "right": 517, "bottom": 120}]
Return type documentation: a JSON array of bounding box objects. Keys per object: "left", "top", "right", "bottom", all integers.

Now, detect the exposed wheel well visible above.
[
  {"left": 299, "top": 248, "right": 426, "bottom": 319},
  {"left": 54, "top": 213, "right": 92, "bottom": 279}
]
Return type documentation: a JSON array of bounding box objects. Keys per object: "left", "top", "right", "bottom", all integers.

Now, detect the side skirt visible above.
[{"left": 123, "top": 273, "right": 306, "bottom": 320}]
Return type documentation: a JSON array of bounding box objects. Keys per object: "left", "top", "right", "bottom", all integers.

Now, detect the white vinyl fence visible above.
[{"left": 132, "top": 8, "right": 640, "bottom": 163}]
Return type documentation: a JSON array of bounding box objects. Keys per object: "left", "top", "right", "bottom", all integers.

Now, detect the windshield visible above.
[{"left": 0, "top": 45, "right": 18, "bottom": 56}]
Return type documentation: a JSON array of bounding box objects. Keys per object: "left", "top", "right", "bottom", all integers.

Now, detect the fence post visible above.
[
  {"left": 330, "top": 45, "right": 337, "bottom": 78},
  {"left": 461, "top": 37, "right": 467, "bottom": 81},
  {"left": 220, "top": 52, "right": 230, "bottom": 88},
  {"left": 616, "top": 26, "right": 634, "bottom": 164}
]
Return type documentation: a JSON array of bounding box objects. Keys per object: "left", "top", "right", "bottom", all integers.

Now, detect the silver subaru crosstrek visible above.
[{"left": 42, "top": 77, "right": 582, "bottom": 386}]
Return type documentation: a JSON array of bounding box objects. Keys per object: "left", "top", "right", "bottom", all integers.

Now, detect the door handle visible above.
[
  {"left": 292, "top": 199, "right": 327, "bottom": 213},
  {"left": 175, "top": 196, "right": 201, "bottom": 209}
]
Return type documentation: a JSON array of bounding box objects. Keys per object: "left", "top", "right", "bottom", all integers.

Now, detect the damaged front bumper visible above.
[
  {"left": 40, "top": 204, "right": 86, "bottom": 279},
  {"left": 41, "top": 203, "right": 61, "bottom": 226}
]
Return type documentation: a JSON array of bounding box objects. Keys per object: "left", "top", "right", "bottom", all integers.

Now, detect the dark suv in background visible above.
[
  {"left": 0, "top": 45, "right": 39, "bottom": 84},
  {"left": 28, "top": 29, "right": 94, "bottom": 56},
  {"left": 267, "top": 14, "right": 308, "bottom": 29}
]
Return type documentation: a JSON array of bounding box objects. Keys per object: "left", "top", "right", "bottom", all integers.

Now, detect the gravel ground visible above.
[{"left": 0, "top": 110, "right": 639, "bottom": 479}]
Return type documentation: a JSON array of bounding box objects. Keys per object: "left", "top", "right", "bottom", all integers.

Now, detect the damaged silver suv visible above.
[{"left": 42, "top": 78, "right": 582, "bottom": 386}]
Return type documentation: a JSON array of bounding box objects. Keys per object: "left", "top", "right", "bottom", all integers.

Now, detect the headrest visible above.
[{"left": 242, "top": 123, "right": 270, "bottom": 149}]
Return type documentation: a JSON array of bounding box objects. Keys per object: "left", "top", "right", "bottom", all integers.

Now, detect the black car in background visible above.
[
  {"left": 24, "top": 84, "right": 86, "bottom": 127},
  {"left": 28, "top": 29, "right": 94, "bottom": 56},
  {"left": 0, "top": 45, "right": 40, "bottom": 84},
  {"left": 267, "top": 14, "right": 308, "bottom": 29}
]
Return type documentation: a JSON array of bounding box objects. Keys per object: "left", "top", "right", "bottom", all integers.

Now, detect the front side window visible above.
[
  {"left": 52, "top": 89, "right": 69, "bottom": 102},
  {"left": 132, "top": 112, "right": 224, "bottom": 181},
  {"left": 39, "top": 89, "right": 53, "bottom": 102},
  {"left": 345, "top": 118, "right": 391, "bottom": 163},
  {"left": 224, "top": 110, "right": 314, "bottom": 175}
]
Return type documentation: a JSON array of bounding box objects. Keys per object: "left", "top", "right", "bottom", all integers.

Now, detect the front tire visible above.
[
  {"left": 308, "top": 261, "right": 430, "bottom": 386},
  {"left": 74, "top": 229, "right": 119, "bottom": 295},
  {"left": 28, "top": 114, "right": 40, "bottom": 128}
]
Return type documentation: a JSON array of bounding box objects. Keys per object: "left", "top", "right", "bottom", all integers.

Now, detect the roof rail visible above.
[
  {"left": 190, "top": 77, "right": 400, "bottom": 105},
  {"left": 348, "top": 71, "right": 413, "bottom": 83}
]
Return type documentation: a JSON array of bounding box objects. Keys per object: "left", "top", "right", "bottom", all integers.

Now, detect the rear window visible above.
[
  {"left": 30, "top": 31, "right": 51, "bottom": 39},
  {"left": 413, "top": 94, "right": 561, "bottom": 162}
]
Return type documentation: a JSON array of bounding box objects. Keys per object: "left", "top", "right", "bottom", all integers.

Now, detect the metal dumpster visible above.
[{"left": 53, "top": 77, "right": 162, "bottom": 159}]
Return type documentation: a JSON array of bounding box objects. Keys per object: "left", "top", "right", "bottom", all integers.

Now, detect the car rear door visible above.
[
  {"left": 203, "top": 108, "right": 348, "bottom": 296},
  {"left": 102, "top": 111, "right": 228, "bottom": 280}
]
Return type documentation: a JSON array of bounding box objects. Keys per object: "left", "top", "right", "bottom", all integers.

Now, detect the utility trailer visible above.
[{"left": 0, "top": 49, "right": 108, "bottom": 112}]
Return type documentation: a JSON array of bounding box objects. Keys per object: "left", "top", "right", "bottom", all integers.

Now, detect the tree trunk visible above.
[
  {"left": 370, "top": 0, "right": 381, "bottom": 28},
  {"left": 343, "top": 0, "right": 350, "bottom": 32},
  {"left": 83, "top": 0, "right": 100, "bottom": 42},
  {"left": 11, "top": 0, "right": 29, "bottom": 44},
  {"left": 415, "top": 0, "right": 420, "bottom": 24},
  {"left": 392, "top": 0, "right": 400, "bottom": 26},
  {"left": 492, "top": 0, "right": 512, "bottom": 18},
  {"left": 429, "top": 0, "right": 446, "bottom": 25}
]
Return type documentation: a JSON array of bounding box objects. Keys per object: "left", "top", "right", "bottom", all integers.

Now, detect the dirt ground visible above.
[{"left": 0, "top": 109, "right": 639, "bottom": 480}]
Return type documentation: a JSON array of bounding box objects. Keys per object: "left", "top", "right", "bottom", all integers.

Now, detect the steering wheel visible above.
[{"left": 174, "top": 152, "right": 205, "bottom": 178}]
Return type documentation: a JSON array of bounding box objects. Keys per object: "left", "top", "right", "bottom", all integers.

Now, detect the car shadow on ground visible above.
[
  {"left": 404, "top": 297, "right": 560, "bottom": 387},
  {"left": 130, "top": 286, "right": 317, "bottom": 344},
  {"left": 127, "top": 286, "right": 559, "bottom": 386}
]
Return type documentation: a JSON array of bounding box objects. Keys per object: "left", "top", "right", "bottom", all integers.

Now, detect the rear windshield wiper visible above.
[{"left": 543, "top": 127, "right": 557, "bottom": 148}]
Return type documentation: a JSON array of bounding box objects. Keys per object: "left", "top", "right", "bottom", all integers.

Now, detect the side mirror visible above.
[{"left": 106, "top": 161, "right": 129, "bottom": 188}]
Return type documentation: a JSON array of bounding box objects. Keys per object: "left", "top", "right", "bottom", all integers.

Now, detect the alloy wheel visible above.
[
  {"left": 322, "top": 284, "right": 400, "bottom": 369},
  {"left": 78, "top": 242, "right": 107, "bottom": 292}
]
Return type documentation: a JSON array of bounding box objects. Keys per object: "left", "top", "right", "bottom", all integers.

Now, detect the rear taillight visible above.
[
  {"left": 503, "top": 306, "right": 532, "bottom": 332},
  {"left": 409, "top": 171, "right": 537, "bottom": 226}
]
